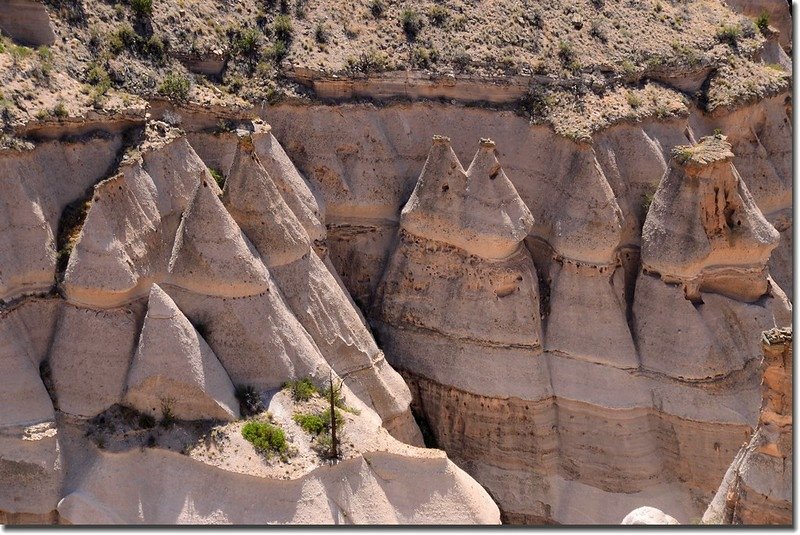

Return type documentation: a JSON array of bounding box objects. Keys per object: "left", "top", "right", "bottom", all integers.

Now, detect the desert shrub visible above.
[
  {"left": 36, "top": 46, "right": 53, "bottom": 76},
  {"left": 9, "top": 44, "right": 33, "bottom": 66},
  {"left": 369, "top": 0, "right": 385, "bottom": 18},
  {"left": 716, "top": 23, "right": 741, "bottom": 46},
  {"left": 235, "top": 385, "right": 263, "bottom": 417},
  {"left": 292, "top": 412, "right": 326, "bottom": 434},
  {"left": 755, "top": 10, "right": 769, "bottom": 34},
  {"left": 109, "top": 23, "right": 138, "bottom": 54},
  {"left": 626, "top": 91, "right": 642, "bottom": 109},
  {"left": 401, "top": 9, "right": 422, "bottom": 40},
  {"left": 241, "top": 421, "right": 287, "bottom": 455},
  {"left": 160, "top": 398, "right": 176, "bottom": 427},
  {"left": 130, "top": 0, "right": 153, "bottom": 18},
  {"left": 641, "top": 191, "right": 655, "bottom": 215},
  {"left": 294, "top": 408, "right": 345, "bottom": 441},
  {"left": 344, "top": 49, "right": 387, "bottom": 74},
  {"left": 266, "top": 39, "right": 288, "bottom": 62},
  {"left": 86, "top": 64, "right": 110, "bottom": 92},
  {"left": 427, "top": 5, "right": 449, "bottom": 27},
  {"left": 274, "top": 15, "right": 294, "bottom": 42},
  {"left": 233, "top": 28, "right": 260, "bottom": 56},
  {"left": 672, "top": 146, "right": 693, "bottom": 164},
  {"left": 158, "top": 72, "right": 191, "bottom": 102},
  {"left": 52, "top": 102, "right": 68, "bottom": 118},
  {"left": 452, "top": 49, "right": 471, "bottom": 73},
  {"left": 314, "top": 22, "right": 329, "bottom": 44},
  {"left": 285, "top": 377, "right": 316, "bottom": 401},
  {"left": 589, "top": 19, "right": 607, "bottom": 42},
  {"left": 144, "top": 34, "right": 165, "bottom": 62},
  {"left": 138, "top": 413, "right": 156, "bottom": 429},
  {"left": 558, "top": 40, "right": 576, "bottom": 65},
  {"left": 410, "top": 46, "right": 438, "bottom": 69}
]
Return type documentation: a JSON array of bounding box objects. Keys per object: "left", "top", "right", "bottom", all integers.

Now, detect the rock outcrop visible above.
[
  {"left": 1, "top": 119, "right": 500, "bottom": 525},
  {"left": 703, "top": 327, "right": 792, "bottom": 525},
  {"left": 123, "top": 285, "right": 240, "bottom": 422},
  {"left": 0, "top": 0, "right": 55, "bottom": 46},
  {"left": 222, "top": 133, "right": 421, "bottom": 444}
]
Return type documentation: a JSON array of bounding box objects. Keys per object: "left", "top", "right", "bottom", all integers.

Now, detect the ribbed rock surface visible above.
[{"left": 703, "top": 327, "right": 792, "bottom": 525}]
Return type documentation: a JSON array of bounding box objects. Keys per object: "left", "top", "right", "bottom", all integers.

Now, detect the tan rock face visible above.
[
  {"left": 642, "top": 135, "right": 779, "bottom": 302},
  {"left": 703, "top": 327, "right": 792, "bottom": 526},
  {"left": 377, "top": 135, "right": 542, "bottom": 350},
  {"left": 123, "top": 285, "right": 240, "bottom": 422},
  {"left": 0, "top": 0, "right": 55, "bottom": 46},
  {"left": 2, "top": 120, "right": 493, "bottom": 525},
  {"left": 401, "top": 136, "right": 534, "bottom": 260},
  {"left": 0, "top": 91, "right": 792, "bottom": 525},
  {"left": 222, "top": 133, "right": 421, "bottom": 445}
]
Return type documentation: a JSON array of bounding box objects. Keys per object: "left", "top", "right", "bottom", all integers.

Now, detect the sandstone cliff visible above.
[{"left": 703, "top": 327, "right": 792, "bottom": 525}]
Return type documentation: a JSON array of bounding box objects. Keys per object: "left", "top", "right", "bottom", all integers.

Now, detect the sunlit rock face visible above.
[
  {"left": 0, "top": 121, "right": 501, "bottom": 525},
  {"left": 703, "top": 327, "right": 792, "bottom": 526}
]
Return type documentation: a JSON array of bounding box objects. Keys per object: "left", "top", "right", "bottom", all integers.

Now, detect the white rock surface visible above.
[{"left": 124, "top": 285, "right": 239, "bottom": 421}]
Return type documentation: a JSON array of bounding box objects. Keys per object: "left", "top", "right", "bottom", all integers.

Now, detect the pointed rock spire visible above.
[
  {"left": 63, "top": 163, "right": 161, "bottom": 308},
  {"left": 401, "top": 136, "right": 533, "bottom": 259},
  {"left": 167, "top": 177, "right": 270, "bottom": 297},
  {"left": 642, "top": 135, "right": 779, "bottom": 299},
  {"left": 252, "top": 122, "right": 326, "bottom": 245},
  {"left": 124, "top": 285, "right": 240, "bottom": 421},
  {"left": 223, "top": 134, "right": 311, "bottom": 268},
  {"left": 463, "top": 138, "right": 535, "bottom": 255}
]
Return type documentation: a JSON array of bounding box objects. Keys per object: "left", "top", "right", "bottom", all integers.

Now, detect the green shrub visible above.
[
  {"left": 158, "top": 72, "right": 191, "bottom": 102},
  {"left": 293, "top": 412, "right": 326, "bottom": 434},
  {"left": 52, "top": 102, "right": 68, "bottom": 118},
  {"left": 410, "top": 46, "right": 438, "bottom": 69},
  {"left": 241, "top": 421, "right": 287, "bottom": 455},
  {"left": 130, "top": 0, "right": 153, "bottom": 18},
  {"left": 369, "top": 0, "right": 385, "bottom": 18},
  {"left": 9, "top": 44, "right": 33, "bottom": 65},
  {"left": 293, "top": 408, "right": 344, "bottom": 435},
  {"left": 36, "top": 46, "right": 53, "bottom": 75},
  {"left": 344, "top": 49, "right": 387, "bottom": 74},
  {"left": 427, "top": 5, "right": 449, "bottom": 27},
  {"left": 109, "top": 24, "right": 139, "bottom": 54},
  {"left": 274, "top": 15, "right": 294, "bottom": 42},
  {"left": 267, "top": 39, "right": 288, "bottom": 62},
  {"left": 626, "top": 91, "right": 642, "bottom": 109},
  {"left": 401, "top": 9, "right": 422, "bottom": 40},
  {"left": 144, "top": 34, "right": 165, "bottom": 61},
  {"left": 160, "top": 398, "right": 175, "bottom": 427},
  {"left": 285, "top": 377, "right": 317, "bottom": 401},
  {"left": 209, "top": 167, "right": 225, "bottom": 188},
  {"left": 716, "top": 24, "right": 741, "bottom": 46},
  {"left": 672, "top": 146, "right": 693, "bottom": 164},
  {"left": 233, "top": 28, "right": 260, "bottom": 56},
  {"left": 558, "top": 40, "right": 575, "bottom": 64},
  {"left": 755, "top": 10, "right": 770, "bottom": 34}
]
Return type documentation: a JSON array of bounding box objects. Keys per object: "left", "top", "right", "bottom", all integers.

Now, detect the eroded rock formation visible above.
[
  {"left": 369, "top": 132, "right": 790, "bottom": 524},
  {"left": 703, "top": 327, "right": 792, "bottom": 525},
  {"left": 0, "top": 119, "right": 496, "bottom": 525}
]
